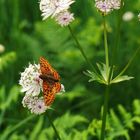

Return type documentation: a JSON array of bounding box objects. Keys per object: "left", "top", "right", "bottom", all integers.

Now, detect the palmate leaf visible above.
[
  {"left": 83, "top": 70, "right": 106, "bottom": 84},
  {"left": 84, "top": 63, "right": 114, "bottom": 85},
  {"left": 85, "top": 62, "right": 133, "bottom": 85},
  {"left": 110, "top": 75, "right": 134, "bottom": 84},
  {"left": 96, "top": 63, "right": 112, "bottom": 82},
  {"left": 97, "top": 63, "right": 107, "bottom": 81}
]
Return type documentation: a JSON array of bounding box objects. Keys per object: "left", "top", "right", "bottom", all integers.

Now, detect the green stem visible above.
[
  {"left": 68, "top": 25, "right": 97, "bottom": 73},
  {"left": 100, "top": 86, "right": 110, "bottom": 140},
  {"left": 68, "top": 25, "right": 93, "bottom": 68},
  {"left": 9, "top": 115, "right": 35, "bottom": 132},
  {"left": 103, "top": 16, "right": 109, "bottom": 83},
  {"left": 48, "top": 114, "right": 61, "bottom": 140}
]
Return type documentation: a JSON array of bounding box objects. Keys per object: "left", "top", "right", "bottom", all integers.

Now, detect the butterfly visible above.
[{"left": 39, "top": 57, "right": 61, "bottom": 106}]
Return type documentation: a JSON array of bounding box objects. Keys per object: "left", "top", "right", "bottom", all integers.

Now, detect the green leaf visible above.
[
  {"left": 110, "top": 75, "right": 133, "bottom": 84},
  {"left": 0, "top": 126, "right": 13, "bottom": 140},
  {"left": 96, "top": 63, "right": 108, "bottom": 81},
  {"left": 0, "top": 85, "right": 20, "bottom": 110},
  {"left": 118, "top": 105, "right": 134, "bottom": 130},
  {"left": 84, "top": 70, "right": 106, "bottom": 84},
  {"left": 86, "top": 99, "right": 140, "bottom": 140},
  {"left": 0, "top": 52, "right": 17, "bottom": 72},
  {"left": 133, "top": 99, "right": 140, "bottom": 115},
  {"left": 54, "top": 112, "right": 88, "bottom": 129}
]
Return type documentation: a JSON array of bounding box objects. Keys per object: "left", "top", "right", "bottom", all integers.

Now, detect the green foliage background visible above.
[{"left": 0, "top": 0, "right": 140, "bottom": 140}]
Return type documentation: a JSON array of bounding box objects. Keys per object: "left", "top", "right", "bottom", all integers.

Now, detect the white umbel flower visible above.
[
  {"left": 22, "top": 95, "right": 47, "bottom": 115},
  {"left": 95, "top": 0, "right": 112, "bottom": 15},
  {"left": 95, "top": 0, "right": 122, "bottom": 15},
  {"left": 57, "top": 84, "right": 65, "bottom": 95},
  {"left": 19, "top": 64, "right": 42, "bottom": 96},
  {"left": 123, "top": 11, "right": 134, "bottom": 21},
  {"left": 109, "top": 0, "right": 121, "bottom": 10},
  {"left": 138, "top": 13, "right": 140, "bottom": 21},
  {"left": 30, "top": 97, "right": 48, "bottom": 115},
  {"left": 40, "top": 0, "right": 56, "bottom": 20},
  {"left": 55, "top": 11, "right": 74, "bottom": 26},
  {"left": 60, "top": 84, "right": 65, "bottom": 92},
  {"left": 22, "top": 95, "right": 38, "bottom": 108},
  {"left": 40, "top": 0, "right": 75, "bottom": 20},
  {"left": 0, "top": 44, "right": 5, "bottom": 53}
]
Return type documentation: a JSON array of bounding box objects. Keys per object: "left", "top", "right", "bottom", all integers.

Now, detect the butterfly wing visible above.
[
  {"left": 40, "top": 57, "right": 61, "bottom": 106},
  {"left": 40, "top": 57, "right": 60, "bottom": 80},
  {"left": 43, "top": 81, "right": 61, "bottom": 106}
]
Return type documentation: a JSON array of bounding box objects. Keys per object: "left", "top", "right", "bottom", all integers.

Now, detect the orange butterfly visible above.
[{"left": 39, "top": 57, "right": 61, "bottom": 106}]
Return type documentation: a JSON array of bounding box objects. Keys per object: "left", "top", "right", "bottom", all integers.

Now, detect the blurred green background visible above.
[{"left": 0, "top": 0, "right": 140, "bottom": 140}]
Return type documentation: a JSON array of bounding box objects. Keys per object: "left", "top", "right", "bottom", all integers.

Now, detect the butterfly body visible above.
[
  {"left": 39, "top": 57, "right": 61, "bottom": 106},
  {"left": 39, "top": 74, "right": 59, "bottom": 83}
]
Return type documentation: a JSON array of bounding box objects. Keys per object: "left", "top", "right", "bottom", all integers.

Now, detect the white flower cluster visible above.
[
  {"left": 0, "top": 44, "right": 5, "bottom": 53},
  {"left": 22, "top": 95, "right": 48, "bottom": 114},
  {"left": 19, "top": 64, "right": 46, "bottom": 114},
  {"left": 95, "top": 0, "right": 121, "bottom": 15},
  {"left": 138, "top": 13, "right": 140, "bottom": 21},
  {"left": 19, "top": 64, "right": 42, "bottom": 96},
  {"left": 19, "top": 63, "right": 64, "bottom": 115},
  {"left": 123, "top": 11, "right": 134, "bottom": 22},
  {"left": 39, "top": 0, "right": 75, "bottom": 26}
]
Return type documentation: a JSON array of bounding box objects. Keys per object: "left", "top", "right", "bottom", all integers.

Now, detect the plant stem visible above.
[
  {"left": 103, "top": 16, "right": 109, "bottom": 83},
  {"left": 68, "top": 25, "right": 98, "bottom": 74},
  {"left": 48, "top": 114, "right": 61, "bottom": 140},
  {"left": 10, "top": 115, "right": 35, "bottom": 132},
  {"left": 100, "top": 86, "right": 110, "bottom": 140},
  {"left": 100, "top": 15, "right": 110, "bottom": 140}
]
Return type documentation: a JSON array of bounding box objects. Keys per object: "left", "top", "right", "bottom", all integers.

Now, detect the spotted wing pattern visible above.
[
  {"left": 40, "top": 57, "right": 60, "bottom": 80},
  {"left": 40, "top": 57, "right": 61, "bottom": 106}
]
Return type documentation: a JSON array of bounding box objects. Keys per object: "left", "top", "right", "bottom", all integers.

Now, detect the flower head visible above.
[
  {"left": 138, "top": 13, "right": 140, "bottom": 21},
  {"left": 60, "top": 84, "right": 65, "bottom": 92},
  {"left": 95, "top": 0, "right": 112, "bottom": 15},
  {"left": 22, "top": 95, "right": 38, "bottom": 108},
  {"left": 0, "top": 44, "right": 5, "bottom": 53},
  {"left": 95, "top": 0, "right": 122, "bottom": 15},
  {"left": 123, "top": 11, "right": 134, "bottom": 21},
  {"left": 109, "top": 0, "right": 121, "bottom": 10},
  {"left": 30, "top": 97, "right": 48, "bottom": 115},
  {"left": 19, "top": 64, "right": 43, "bottom": 96},
  {"left": 40, "top": 0, "right": 75, "bottom": 20},
  {"left": 22, "top": 95, "right": 47, "bottom": 115},
  {"left": 55, "top": 11, "right": 74, "bottom": 26}
]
